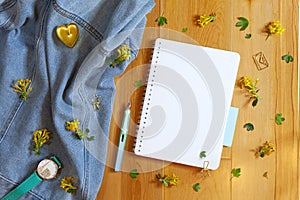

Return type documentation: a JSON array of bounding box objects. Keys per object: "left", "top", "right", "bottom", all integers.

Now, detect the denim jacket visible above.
[{"left": 0, "top": 0, "right": 154, "bottom": 199}]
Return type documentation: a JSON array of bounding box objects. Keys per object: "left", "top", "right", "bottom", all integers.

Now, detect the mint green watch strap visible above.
[
  {"left": 51, "top": 156, "right": 62, "bottom": 167},
  {"left": 1, "top": 172, "right": 42, "bottom": 200}
]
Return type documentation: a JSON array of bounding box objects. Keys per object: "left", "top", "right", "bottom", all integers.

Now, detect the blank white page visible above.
[{"left": 134, "top": 38, "right": 239, "bottom": 169}]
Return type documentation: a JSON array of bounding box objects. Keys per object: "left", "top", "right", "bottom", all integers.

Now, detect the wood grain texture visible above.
[{"left": 97, "top": 0, "right": 299, "bottom": 199}]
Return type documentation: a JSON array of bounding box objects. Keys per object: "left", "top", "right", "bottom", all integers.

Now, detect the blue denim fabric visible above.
[{"left": 0, "top": 0, "right": 154, "bottom": 199}]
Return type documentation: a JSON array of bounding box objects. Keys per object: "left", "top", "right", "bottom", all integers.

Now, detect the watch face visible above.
[{"left": 37, "top": 159, "right": 58, "bottom": 180}]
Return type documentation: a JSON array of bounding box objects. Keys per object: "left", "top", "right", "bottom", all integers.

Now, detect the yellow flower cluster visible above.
[
  {"left": 65, "top": 119, "right": 80, "bottom": 131},
  {"left": 13, "top": 79, "right": 32, "bottom": 100},
  {"left": 266, "top": 21, "right": 285, "bottom": 40},
  {"left": 60, "top": 176, "right": 77, "bottom": 193},
  {"left": 110, "top": 45, "right": 132, "bottom": 67},
  {"left": 168, "top": 174, "right": 179, "bottom": 186},
  {"left": 65, "top": 119, "right": 94, "bottom": 141},
  {"left": 197, "top": 13, "right": 216, "bottom": 27},
  {"left": 239, "top": 76, "right": 260, "bottom": 106},
  {"left": 256, "top": 141, "right": 276, "bottom": 158},
  {"left": 156, "top": 173, "right": 179, "bottom": 187},
  {"left": 33, "top": 129, "right": 51, "bottom": 155},
  {"left": 268, "top": 21, "right": 285, "bottom": 34}
]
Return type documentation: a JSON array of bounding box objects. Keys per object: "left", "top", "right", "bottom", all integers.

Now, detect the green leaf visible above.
[
  {"left": 199, "top": 151, "right": 206, "bottom": 159},
  {"left": 182, "top": 28, "right": 188, "bottom": 32},
  {"left": 231, "top": 168, "right": 241, "bottom": 178},
  {"left": 67, "top": 189, "right": 75, "bottom": 193},
  {"left": 236, "top": 17, "right": 249, "bottom": 31},
  {"left": 75, "top": 130, "right": 86, "bottom": 139},
  {"left": 155, "top": 15, "right": 168, "bottom": 26},
  {"left": 243, "top": 123, "right": 254, "bottom": 131},
  {"left": 156, "top": 173, "right": 162, "bottom": 179},
  {"left": 193, "top": 183, "right": 200, "bottom": 192},
  {"left": 134, "top": 80, "right": 143, "bottom": 88},
  {"left": 252, "top": 98, "right": 258, "bottom": 107},
  {"left": 75, "top": 128, "right": 94, "bottom": 140},
  {"left": 87, "top": 136, "right": 94, "bottom": 141},
  {"left": 282, "top": 54, "right": 294, "bottom": 63},
  {"left": 275, "top": 113, "right": 285, "bottom": 125},
  {"left": 245, "top": 33, "right": 251, "bottom": 39},
  {"left": 130, "top": 169, "right": 139, "bottom": 178},
  {"left": 163, "top": 180, "right": 169, "bottom": 187}
]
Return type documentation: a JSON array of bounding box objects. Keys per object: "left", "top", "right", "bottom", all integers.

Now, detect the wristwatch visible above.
[{"left": 1, "top": 156, "right": 62, "bottom": 200}]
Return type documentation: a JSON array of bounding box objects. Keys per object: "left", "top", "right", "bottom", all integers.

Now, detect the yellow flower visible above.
[
  {"left": 197, "top": 13, "right": 216, "bottom": 27},
  {"left": 110, "top": 45, "right": 132, "bottom": 67},
  {"left": 60, "top": 176, "right": 77, "bottom": 193},
  {"left": 169, "top": 174, "right": 179, "bottom": 186},
  {"left": 256, "top": 141, "right": 276, "bottom": 158},
  {"left": 156, "top": 173, "right": 179, "bottom": 187},
  {"left": 65, "top": 119, "right": 80, "bottom": 131},
  {"left": 13, "top": 78, "right": 32, "bottom": 100},
  {"left": 239, "top": 76, "right": 260, "bottom": 106},
  {"left": 33, "top": 129, "right": 51, "bottom": 155},
  {"left": 266, "top": 21, "right": 285, "bottom": 40}
]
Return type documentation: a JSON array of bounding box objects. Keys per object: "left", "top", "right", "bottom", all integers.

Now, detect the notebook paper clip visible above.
[{"left": 200, "top": 161, "right": 211, "bottom": 178}]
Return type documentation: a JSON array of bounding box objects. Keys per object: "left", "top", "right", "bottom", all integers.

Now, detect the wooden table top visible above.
[{"left": 97, "top": 0, "right": 299, "bottom": 199}]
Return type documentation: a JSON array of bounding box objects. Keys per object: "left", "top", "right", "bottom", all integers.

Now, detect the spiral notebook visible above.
[{"left": 134, "top": 38, "right": 240, "bottom": 169}]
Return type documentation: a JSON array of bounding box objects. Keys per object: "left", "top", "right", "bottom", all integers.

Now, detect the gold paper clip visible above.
[
  {"left": 200, "top": 161, "right": 211, "bottom": 178},
  {"left": 90, "top": 94, "right": 102, "bottom": 112}
]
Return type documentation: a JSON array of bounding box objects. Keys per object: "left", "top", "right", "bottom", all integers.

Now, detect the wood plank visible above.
[
  {"left": 231, "top": 0, "right": 299, "bottom": 200},
  {"left": 274, "top": 0, "right": 299, "bottom": 199}
]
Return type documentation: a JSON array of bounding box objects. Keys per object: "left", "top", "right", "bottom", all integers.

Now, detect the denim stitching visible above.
[
  {"left": 83, "top": 143, "right": 89, "bottom": 200},
  {"left": 30, "top": 0, "right": 51, "bottom": 95},
  {"left": 76, "top": 84, "right": 89, "bottom": 199},
  {"left": 81, "top": 140, "right": 87, "bottom": 199},
  {"left": 77, "top": 81, "right": 93, "bottom": 200},
  {"left": 0, "top": 0, "right": 16, "bottom": 11},
  {"left": 80, "top": 86, "right": 91, "bottom": 131},
  {"left": 83, "top": 89, "right": 90, "bottom": 200},
  {"left": 0, "top": 12, "right": 16, "bottom": 30},
  {"left": 78, "top": 84, "right": 88, "bottom": 126},
  {"left": 52, "top": 0, "right": 103, "bottom": 42},
  {"left": 0, "top": 100, "right": 23, "bottom": 144},
  {"left": 0, "top": 174, "right": 44, "bottom": 200},
  {"left": 86, "top": 148, "right": 90, "bottom": 200}
]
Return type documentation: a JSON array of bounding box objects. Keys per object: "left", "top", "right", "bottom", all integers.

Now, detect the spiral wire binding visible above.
[{"left": 133, "top": 40, "right": 162, "bottom": 153}]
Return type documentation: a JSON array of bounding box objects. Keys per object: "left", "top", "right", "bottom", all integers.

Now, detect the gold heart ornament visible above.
[{"left": 56, "top": 23, "right": 79, "bottom": 48}]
